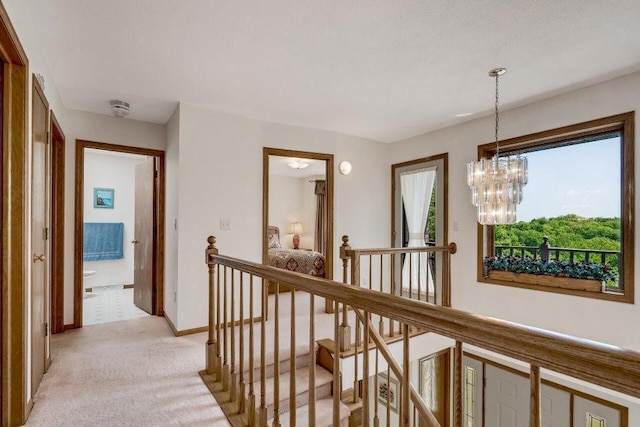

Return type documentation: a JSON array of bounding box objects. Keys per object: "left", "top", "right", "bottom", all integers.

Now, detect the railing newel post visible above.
[
  {"left": 205, "top": 236, "right": 218, "bottom": 376},
  {"left": 339, "top": 235, "right": 352, "bottom": 352}
]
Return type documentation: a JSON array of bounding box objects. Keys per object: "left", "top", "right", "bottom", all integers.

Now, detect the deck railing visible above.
[
  {"left": 495, "top": 244, "right": 620, "bottom": 266},
  {"left": 202, "top": 236, "right": 640, "bottom": 427}
]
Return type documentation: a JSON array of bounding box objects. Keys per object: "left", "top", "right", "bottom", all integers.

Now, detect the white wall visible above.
[
  {"left": 388, "top": 71, "right": 640, "bottom": 351},
  {"left": 173, "top": 103, "right": 389, "bottom": 330},
  {"left": 83, "top": 150, "right": 147, "bottom": 287},
  {"left": 62, "top": 109, "right": 166, "bottom": 324},
  {"left": 164, "top": 105, "right": 180, "bottom": 324},
  {"left": 268, "top": 175, "right": 305, "bottom": 249}
]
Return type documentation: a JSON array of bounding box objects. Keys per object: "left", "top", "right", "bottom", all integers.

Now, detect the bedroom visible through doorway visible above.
[{"left": 73, "top": 140, "right": 166, "bottom": 329}]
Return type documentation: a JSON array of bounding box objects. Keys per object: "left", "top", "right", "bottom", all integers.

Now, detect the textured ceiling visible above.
[{"left": 26, "top": 1, "right": 640, "bottom": 142}]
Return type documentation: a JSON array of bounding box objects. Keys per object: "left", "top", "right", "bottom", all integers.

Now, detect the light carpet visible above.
[{"left": 24, "top": 316, "right": 230, "bottom": 427}]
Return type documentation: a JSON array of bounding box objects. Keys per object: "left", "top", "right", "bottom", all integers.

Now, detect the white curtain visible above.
[{"left": 401, "top": 168, "right": 436, "bottom": 295}]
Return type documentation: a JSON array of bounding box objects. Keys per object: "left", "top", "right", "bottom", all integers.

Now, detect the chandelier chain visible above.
[{"left": 495, "top": 72, "right": 500, "bottom": 157}]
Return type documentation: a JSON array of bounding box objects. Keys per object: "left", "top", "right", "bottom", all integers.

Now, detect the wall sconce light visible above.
[{"left": 339, "top": 161, "right": 352, "bottom": 175}]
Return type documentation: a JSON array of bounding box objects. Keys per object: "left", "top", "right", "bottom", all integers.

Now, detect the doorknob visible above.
[
  {"left": 131, "top": 240, "right": 138, "bottom": 244},
  {"left": 33, "top": 254, "right": 45, "bottom": 263}
]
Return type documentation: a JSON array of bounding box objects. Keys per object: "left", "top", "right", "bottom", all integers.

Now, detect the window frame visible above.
[{"left": 476, "top": 112, "right": 634, "bottom": 303}]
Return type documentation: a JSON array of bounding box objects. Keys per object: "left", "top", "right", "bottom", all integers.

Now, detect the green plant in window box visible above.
[{"left": 483, "top": 255, "right": 618, "bottom": 286}]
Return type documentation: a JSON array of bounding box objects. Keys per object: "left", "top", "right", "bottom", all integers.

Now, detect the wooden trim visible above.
[
  {"left": 417, "top": 348, "right": 451, "bottom": 426},
  {"left": 165, "top": 314, "right": 262, "bottom": 337},
  {"left": 0, "top": 1, "right": 29, "bottom": 423},
  {"left": 477, "top": 112, "right": 635, "bottom": 304},
  {"left": 262, "top": 147, "right": 334, "bottom": 311},
  {"left": 391, "top": 152, "right": 449, "bottom": 248},
  {"left": 50, "top": 111, "right": 65, "bottom": 334},
  {"left": 63, "top": 323, "right": 76, "bottom": 331},
  {"left": 74, "top": 140, "right": 166, "bottom": 328},
  {"left": 208, "top": 251, "right": 640, "bottom": 400},
  {"left": 123, "top": 284, "right": 134, "bottom": 290}
]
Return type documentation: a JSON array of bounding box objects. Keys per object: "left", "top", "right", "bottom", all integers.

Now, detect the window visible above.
[
  {"left": 586, "top": 413, "right": 606, "bottom": 427},
  {"left": 464, "top": 366, "right": 476, "bottom": 427},
  {"left": 477, "top": 112, "right": 634, "bottom": 303}
]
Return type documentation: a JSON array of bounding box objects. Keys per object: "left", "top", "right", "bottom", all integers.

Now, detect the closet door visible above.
[{"left": 485, "top": 364, "right": 529, "bottom": 427}]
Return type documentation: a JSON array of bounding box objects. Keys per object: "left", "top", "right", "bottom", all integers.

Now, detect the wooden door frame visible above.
[
  {"left": 50, "top": 111, "right": 65, "bottom": 334},
  {"left": 0, "top": 1, "right": 30, "bottom": 425},
  {"left": 73, "top": 140, "right": 165, "bottom": 328}
]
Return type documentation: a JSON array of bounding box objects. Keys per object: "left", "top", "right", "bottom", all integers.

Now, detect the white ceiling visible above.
[
  {"left": 26, "top": 1, "right": 640, "bottom": 143},
  {"left": 268, "top": 156, "right": 325, "bottom": 178}
]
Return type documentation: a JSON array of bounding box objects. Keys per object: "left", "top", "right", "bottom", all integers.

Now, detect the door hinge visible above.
[
  {"left": 154, "top": 170, "right": 158, "bottom": 178},
  {"left": 45, "top": 322, "right": 49, "bottom": 337},
  {"left": 46, "top": 130, "right": 51, "bottom": 144},
  {"left": 44, "top": 227, "right": 49, "bottom": 241}
]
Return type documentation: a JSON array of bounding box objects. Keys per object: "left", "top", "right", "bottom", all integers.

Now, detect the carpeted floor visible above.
[{"left": 24, "top": 316, "right": 231, "bottom": 427}]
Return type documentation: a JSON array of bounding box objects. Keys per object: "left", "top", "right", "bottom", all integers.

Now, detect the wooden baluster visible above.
[
  {"left": 206, "top": 236, "right": 218, "bottom": 375},
  {"left": 417, "top": 252, "right": 420, "bottom": 302},
  {"left": 309, "top": 294, "right": 316, "bottom": 426},
  {"left": 238, "top": 273, "right": 245, "bottom": 413},
  {"left": 409, "top": 252, "right": 413, "bottom": 300},
  {"left": 353, "top": 314, "right": 360, "bottom": 404},
  {"left": 230, "top": 269, "right": 237, "bottom": 403},
  {"left": 363, "top": 310, "right": 370, "bottom": 426},
  {"left": 432, "top": 250, "right": 437, "bottom": 306},
  {"left": 248, "top": 275, "right": 256, "bottom": 426},
  {"left": 216, "top": 254, "right": 222, "bottom": 380},
  {"left": 273, "top": 283, "right": 281, "bottom": 426},
  {"left": 530, "top": 365, "right": 541, "bottom": 427},
  {"left": 402, "top": 324, "right": 410, "bottom": 427},
  {"left": 340, "top": 236, "right": 351, "bottom": 352},
  {"left": 289, "top": 289, "right": 296, "bottom": 426},
  {"left": 453, "top": 341, "right": 463, "bottom": 427},
  {"left": 222, "top": 266, "right": 229, "bottom": 391},
  {"left": 351, "top": 251, "right": 361, "bottom": 287},
  {"left": 386, "top": 366, "right": 391, "bottom": 427},
  {"left": 259, "top": 279, "right": 268, "bottom": 425},
  {"left": 442, "top": 250, "right": 449, "bottom": 307},
  {"left": 379, "top": 255, "right": 384, "bottom": 337},
  {"left": 369, "top": 254, "right": 373, "bottom": 291},
  {"left": 390, "top": 254, "right": 395, "bottom": 336},
  {"left": 373, "top": 345, "right": 380, "bottom": 427},
  {"left": 333, "top": 299, "right": 341, "bottom": 427}
]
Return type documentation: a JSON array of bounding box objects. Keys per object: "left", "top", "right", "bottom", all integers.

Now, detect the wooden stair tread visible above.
[
  {"left": 269, "top": 397, "right": 351, "bottom": 427},
  {"left": 253, "top": 365, "right": 333, "bottom": 411}
]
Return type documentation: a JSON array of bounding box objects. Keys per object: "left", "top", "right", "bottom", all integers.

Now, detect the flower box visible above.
[{"left": 488, "top": 270, "right": 603, "bottom": 293}]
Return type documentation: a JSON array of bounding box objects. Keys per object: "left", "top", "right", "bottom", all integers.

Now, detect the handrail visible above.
[
  {"left": 353, "top": 308, "right": 440, "bottom": 427},
  {"left": 345, "top": 243, "right": 457, "bottom": 256},
  {"left": 206, "top": 249, "right": 640, "bottom": 400},
  {"left": 496, "top": 245, "right": 620, "bottom": 257}
]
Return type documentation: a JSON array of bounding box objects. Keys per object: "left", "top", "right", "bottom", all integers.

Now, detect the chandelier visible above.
[{"left": 467, "top": 68, "right": 528, "bottom": 225}]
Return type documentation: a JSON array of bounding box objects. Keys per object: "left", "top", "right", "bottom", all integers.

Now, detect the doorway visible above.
[
  {"left": 391, "top": 153, "right": 448, "bottom": 305},
  {"left": 73, "top": 140, "right": 165, "bottom": 328}
]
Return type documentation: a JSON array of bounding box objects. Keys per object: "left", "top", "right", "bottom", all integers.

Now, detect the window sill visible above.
[{"left": 480, "top": 271, "right": 632, "bottom": 304}]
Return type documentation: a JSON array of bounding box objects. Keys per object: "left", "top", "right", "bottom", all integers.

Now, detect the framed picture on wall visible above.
[
  {"left": 377, "top": 372, "right": 398, "bottom": 412},
  {"left": 94, "top": 187, "right": 114, "bottom": 209}
]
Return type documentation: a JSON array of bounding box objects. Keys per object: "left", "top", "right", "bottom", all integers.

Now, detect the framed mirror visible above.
[{"left": 262, "top": 148, "right": 334, "bottom": 292}]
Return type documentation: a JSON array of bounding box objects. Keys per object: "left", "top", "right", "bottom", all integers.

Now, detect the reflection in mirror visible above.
[
  {"left": 263, "top": 148, "right": 334, "bottom": 296},
  {"left": 392, "top": 153, "right": 448, "bottom": 305}
]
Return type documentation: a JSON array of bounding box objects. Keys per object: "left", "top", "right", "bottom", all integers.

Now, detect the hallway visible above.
[{"left": 25, "top": 317, "right": 230, "bottom": 427}]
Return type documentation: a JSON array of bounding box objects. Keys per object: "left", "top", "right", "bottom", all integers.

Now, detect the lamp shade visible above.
[{"left": 289, "top": 222, "right": 304, "bottom": 235}]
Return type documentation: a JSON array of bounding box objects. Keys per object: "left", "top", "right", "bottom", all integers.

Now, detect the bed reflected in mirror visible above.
[{"left": 263, "top": 148, "right": 334, "bottom": 295}]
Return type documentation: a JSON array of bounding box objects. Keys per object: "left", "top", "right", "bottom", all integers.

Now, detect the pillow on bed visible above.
[{"left": 268, "top": 234, "right": 282, "bottom": 249}]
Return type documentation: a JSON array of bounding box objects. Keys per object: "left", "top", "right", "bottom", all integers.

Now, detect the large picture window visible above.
[{"left": 477, "top": 112, "right": 634, "bottom": 303}]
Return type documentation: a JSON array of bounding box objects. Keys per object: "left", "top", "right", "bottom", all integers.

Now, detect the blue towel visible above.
[{"left": 83, "top": 222, "right": 124, "bottom": 261}]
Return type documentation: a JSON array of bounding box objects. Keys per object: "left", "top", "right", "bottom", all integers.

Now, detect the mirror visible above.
[
  {"left": 263, "top": 148, "right": 334, "bottom": 292},
  {"left": 391, "top": 153, "right": 448, "bottom": 305}
]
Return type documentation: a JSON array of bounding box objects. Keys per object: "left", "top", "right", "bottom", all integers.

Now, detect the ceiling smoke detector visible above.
[{"left": 109, "top": 100, "right": 130, "bottom": 118}]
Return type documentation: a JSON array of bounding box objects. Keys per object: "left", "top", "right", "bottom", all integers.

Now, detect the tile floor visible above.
[{"left": 83, "top": 285, "right": 150, "bottom": 325}]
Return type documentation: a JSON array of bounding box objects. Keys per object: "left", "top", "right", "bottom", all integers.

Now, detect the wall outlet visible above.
[{"left": 220, "top": 218, "right": 231, "bottom": 231}]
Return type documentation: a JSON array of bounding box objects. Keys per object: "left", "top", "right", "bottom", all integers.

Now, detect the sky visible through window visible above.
[{"left": 516, "top": 136, "right": 620, "bottom": 222}]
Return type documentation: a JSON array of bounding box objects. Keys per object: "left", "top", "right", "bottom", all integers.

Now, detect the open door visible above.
[{"left": 133, "top": 157, "right": 156, "bottom": 314}]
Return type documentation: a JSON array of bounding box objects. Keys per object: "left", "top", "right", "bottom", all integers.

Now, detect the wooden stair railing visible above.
[{"left": 202, "top": 236, "right": 640, "bottom": 427}]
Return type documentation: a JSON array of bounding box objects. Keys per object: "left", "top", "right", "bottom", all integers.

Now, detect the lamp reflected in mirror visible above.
[{"left": 288, "top": 222, "right": 304, "bottom": 249}]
